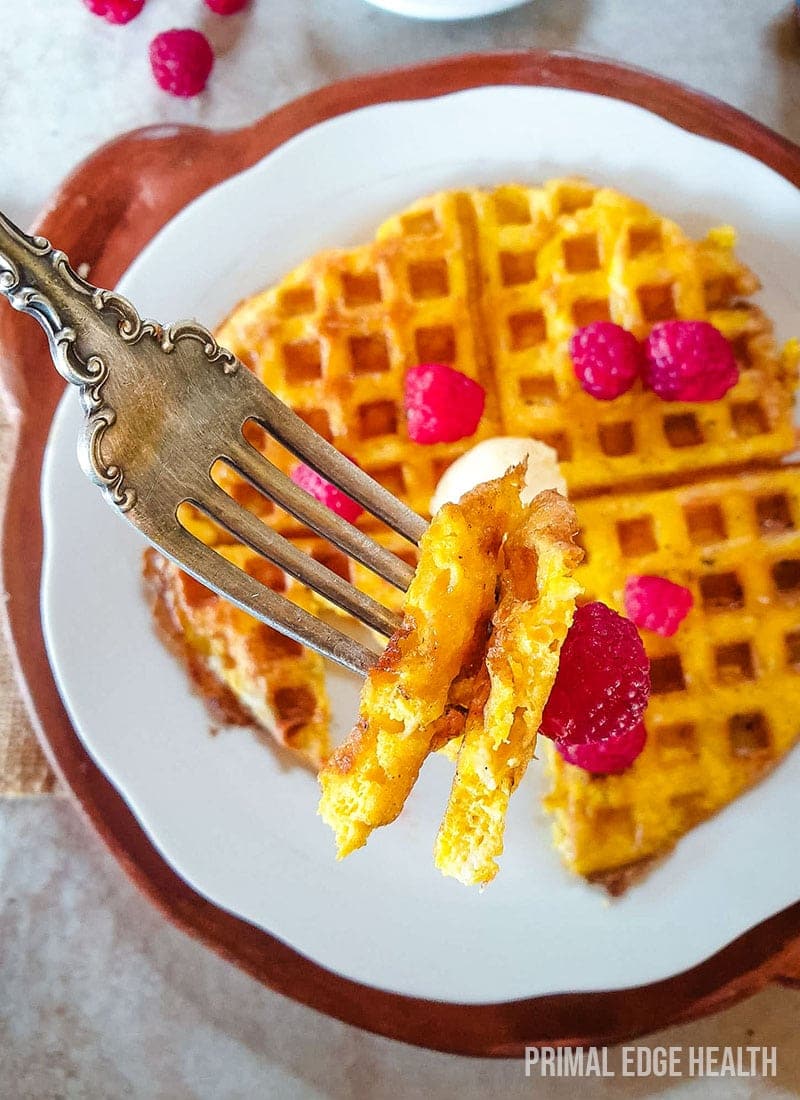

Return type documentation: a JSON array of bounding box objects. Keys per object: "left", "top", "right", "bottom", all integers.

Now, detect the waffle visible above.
[
  {"left": 214, "top": 179, "right": 797, "bottom": 527},
  {"left": 213, "top": 188, "right": 502, "bottom": 534},
  {"left": 142, "top": 179, "right": 799, "bottom": 886},
  {"left": 162, "top": 180, "right": 794, "bottom": 754},
  {"left": 471, "top": 182, "right": 797, "bottom": 492},
  {"left": 544, "top": 467, "right": 800, "bottom": 889},
  {"left": 143, "top": 543, "right": 330, "bottom": 770}
]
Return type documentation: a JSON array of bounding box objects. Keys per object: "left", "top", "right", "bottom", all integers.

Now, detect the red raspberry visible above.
[
  {"left": 149, "top": 30, "right": 214, "bottom": 98},
  {"left": 540, "top": 602, "right": 650, "bottom": 745},
  {"left": 556, "top": 721, "right": 647, "bottom": 775},
  {"left": 204, "top": 0, "right": 249, "bottom": 11},
  {"left": 83, "top": 0, "right": 144, "bottom": 24},
  {"left": 404, "top": 363, "right": 486, "bottom": 444},
  {"left": 623, "top": 574, "right": 694, "bottom": 637},
  {"left": 290, "top": 462, "right": 363, "bottom": 525},
  {"left": 643, "top": 320, "right": 738, "bottom": 402},
  {"left": 570, "top": 322, "right": 643, "bottom": 400}
]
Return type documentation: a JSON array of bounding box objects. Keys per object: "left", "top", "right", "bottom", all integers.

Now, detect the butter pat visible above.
[{"left": 430, "top": 437, "right": 567, "bottom": 513}]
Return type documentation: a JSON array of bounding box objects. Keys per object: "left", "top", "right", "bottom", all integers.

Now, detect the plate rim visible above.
[{"left": 3, "top": 50, "right": 800, "bottom": 1054}]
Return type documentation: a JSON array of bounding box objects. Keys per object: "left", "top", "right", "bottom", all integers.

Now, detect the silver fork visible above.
[{"left": 0, "top": 211, "right": 427, "bottom": 675}]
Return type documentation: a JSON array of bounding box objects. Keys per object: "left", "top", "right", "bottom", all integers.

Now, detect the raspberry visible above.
[
  {"left": 556, "top": 721, "right": 647, "bottom": 775},
  {"left": 149, "top": 30, "right": 214, "bottom": 98},
  {"left": 290, "top": 462, "right": 363, "bottom": 525},
  {"left": 643, "top": 320, "right": 738, "bottom": 402},
  {"left": 404, "top": 364, "right": 486, "bottom": 444},
  {"left": 204, "top": 0, "right": 249, "bottom": 11},
  {"left": 623, "top": 574, "right": 694, "bottom": 637},
  {"left": 569, "top": 322, "right": 643, "bottom": 400},
  {"left": 540, "top": 602, "right": 650, "bottom": 745},
  {"left": 83, "top": 0, "right": 144, "bottom": 24}
]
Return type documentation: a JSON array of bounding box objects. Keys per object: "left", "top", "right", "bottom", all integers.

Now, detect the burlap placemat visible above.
[{"left": 0, "top": 411, "right": 59, "bottom": 795}]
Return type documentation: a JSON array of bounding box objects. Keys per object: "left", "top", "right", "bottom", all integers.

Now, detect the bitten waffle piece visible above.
[
  {"left": 318, "top": 470, "right": 524, "bottom": 858},
  {"left": 143, "top": 546, "right": 330, "bottom": 770},
  {"left": 473, "top": 181, "right": 797, "bottom": 494},
  {"left": 434, "top": 491, "right": 583, "bottom": 885},
  {"left": 544, "top": 467, "right": 800, "bottom": 890}
]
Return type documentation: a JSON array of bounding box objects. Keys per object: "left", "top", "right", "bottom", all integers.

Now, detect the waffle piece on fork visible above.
[
  {"left": 434, "top": 490, "right": 583, "bottom": 885},
  {"left": 318, "top": 469, "right": 524, "bottom": 858}
]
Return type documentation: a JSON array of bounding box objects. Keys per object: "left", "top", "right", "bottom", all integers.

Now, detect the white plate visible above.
[
  {"left": 362, "top": 0, "right": 530, "bottom": 19},
  {"left": 41, "top": 85, "right": 800, "bottom": 1004}
]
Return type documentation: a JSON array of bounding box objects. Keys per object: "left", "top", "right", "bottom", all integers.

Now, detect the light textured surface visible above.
[
  {"left": 1, "top": 0, "right": 799, "bottom": 1095},
  {"left": 2, "top": 800, "right": 800, "bottom": 1099}
]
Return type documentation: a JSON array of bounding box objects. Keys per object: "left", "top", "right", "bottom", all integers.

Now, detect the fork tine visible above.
[
  {"left": 240, "top": 378, "right": 427, "bottom": 544},
  {"left": 162, "top": 525, "right": 380, "bottom": 675},
  {"left": 226, "top": 440, "right": 415, "bottom": 591},
  {"left": 189, "top": 482, "right": 402, "bottom": 637}
]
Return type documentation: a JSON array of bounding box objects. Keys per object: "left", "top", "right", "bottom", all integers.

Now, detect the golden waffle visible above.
[
  {"left": 143, "top": 543, "right": 330, "bottom": 770},
  {"left": 214, "top": 188, "right": 502, "bottom": 533},
  {"left": 472, "top": 182, "right": 797, "bottom": 492},
  {"left": 143, "top": 179, "right": 799, "bottom": 887},
  {"left": 318, "top": 470, "right": 523, "bottom": 858},
  {"left": 214, "top": 179, "right": 797, "bottom": 528},
  {"left": 544, "top": 467, "right": 800, "bottom": 889},
  {"left": 165, "top": 179, "right": 794, "bottom": 755}
]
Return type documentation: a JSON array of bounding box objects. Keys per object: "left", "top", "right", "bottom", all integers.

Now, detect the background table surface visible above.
[{"left": 2, "top": 1, "right": 800, "bottom": 1097}]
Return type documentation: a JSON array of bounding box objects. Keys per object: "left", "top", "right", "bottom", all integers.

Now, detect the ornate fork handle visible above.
[
  {"left": 0, "top": 209, "right": 236, "bottom": 513},
  {"left": 0, "top": 209, "right": 423, "bottom": 673}
]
